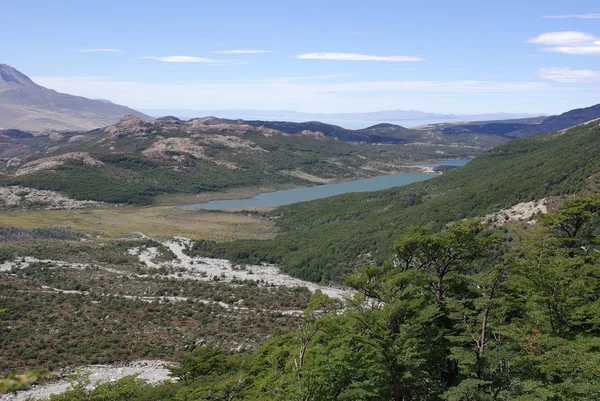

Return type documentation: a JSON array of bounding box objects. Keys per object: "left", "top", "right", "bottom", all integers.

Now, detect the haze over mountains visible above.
[
  {"left": 141, "top": 108, "right": 543, "bottom": 128},
  {"left": 0, "top": 64, "right": 150, "bottom": 132}
]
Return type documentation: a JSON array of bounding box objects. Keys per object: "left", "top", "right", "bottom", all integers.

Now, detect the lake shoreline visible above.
[
  {"left": 154, "top": 159, "right": 459, "bottom": 207},
  {"left": 180, "top": 159, "right": 470, "bottom": 210}
]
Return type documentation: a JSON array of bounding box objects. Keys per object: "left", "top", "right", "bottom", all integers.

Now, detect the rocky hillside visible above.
[
  {"left": 1, "top": 115, "right": 477, "bottom": 204},
  {"left": 0, "top": 64, "right": 150, "bottom": 131}
]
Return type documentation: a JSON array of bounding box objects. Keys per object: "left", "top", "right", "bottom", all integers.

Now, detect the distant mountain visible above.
[
  {"left": 508, "top": 104, "right": 600, "bottom": 138},
  {"left": 422, "top": 104, "right": 600, "bottom": 139},
  {"left": 2, "top": 114, "right": 505, "bottom": 204},
  {"left": 141, "top": 108, "right": 543, "bottom": 127},
  {"left": 0, "top": 64, "right": 151, "bottom": 132}
]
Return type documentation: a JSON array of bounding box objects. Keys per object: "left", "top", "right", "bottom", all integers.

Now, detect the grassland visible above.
[
  {"left": 0, "top": 206, "right": 275, "bottom": 241},
  {"left": 151, "top": 185, "right": 294, "bottom": 206}
]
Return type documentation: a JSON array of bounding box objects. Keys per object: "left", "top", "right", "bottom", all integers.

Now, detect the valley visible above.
[{"left": 2, "top": 7, "right": 600, "bottom": 396}]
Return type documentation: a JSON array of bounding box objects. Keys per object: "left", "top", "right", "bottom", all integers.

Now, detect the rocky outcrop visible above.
[{"left": 16, "top": 152, "right": 104, "bottom": 176}]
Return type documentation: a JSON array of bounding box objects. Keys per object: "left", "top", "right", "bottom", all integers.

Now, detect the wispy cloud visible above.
[
  {"left": 32, "top": 75, "right": 583, "bottom": 113},
  {"left": 142, "top": 56, "right": 219, "bottom": 63},
  {"left": 543, "top": 14, "right": 600, "bottom": 19},
  {"left": 76, "top": 48, "right": 123, "bottom": 53},
  {"left": 296, "top": 52, "right": 425, "bottom": 62},
  {"left": 214, "top": 50, "right": 271, "bottom": 54},
  {"left": 141, "top": 56, "right": 248, "bottom": 65},
  {"left": 528, "top": 31, "right": 600, "bottom": 55},
  {"left": 539, "top": 67, "right": 600, "bottom": 83}
]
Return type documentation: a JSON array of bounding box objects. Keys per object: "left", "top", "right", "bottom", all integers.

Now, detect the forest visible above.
[
  {"left": 6, "top": 194, "right": 598, "bottom": 401},
  {"left": 190, "top": 120, "right": 600, "bottom": 282}
]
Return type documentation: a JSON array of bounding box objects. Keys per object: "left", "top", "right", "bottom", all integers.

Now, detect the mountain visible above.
[
  {"left": 2, "top": 115, "right": 484, "bottom": 204},
  {"left": 5, "top": 103, "right": 598, "bottom": 206},
  {"left": 204, "top": 118, "right": 600, "bottom": 281},
  {"left": 508, "top": 103, "right": 600, "bottom": 137},
  {"left": 0, "top": 64, "right": 151, "bottom": 132},
  {"left": 418, "top": 104, "right": 600, "bottom": 139},
  {"left": 141, "top": 108, "right": 543, "bottom": 127}
]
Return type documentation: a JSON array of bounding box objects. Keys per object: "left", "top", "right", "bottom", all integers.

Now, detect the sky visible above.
[{"left": 1, "top": 0, "right": 599, "bottom": 114}]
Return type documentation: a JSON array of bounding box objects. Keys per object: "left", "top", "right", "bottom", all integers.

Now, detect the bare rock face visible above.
[
  {"left": 67, "top": 135, "right": 90, "bottom": 144},
  {"left": 142, "top": 137, "right": 205, "bottom": 160},
  {"left": 48, "top": 133, "right": 65, "bottom": 141},
  {"left": 102, "top": 115, "right": 149, "bottom": 139},
  {"left": 16, "top": 152, "right": 104, "bottom": 176},
  {"left": 6, "top": 157, "right": 21, "bottom": 168},
  {"left": 299, "top": 129, "right": 326, "bottom": 139},
  {"left": 0, "top": 185, "right": 103, "bottom": 210},
  {"left": 0, "top": 64, "right": 37, "bottom": 89}
]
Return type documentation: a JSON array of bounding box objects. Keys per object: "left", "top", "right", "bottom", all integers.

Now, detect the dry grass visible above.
[
  {"left": 152, "top": 183, "right": 310, "bottom": 206},
  {"left": 280, "top": 169, "right": 333, "bottom": 184},
  {"left": 0, "top": 206, "right": 275, "bottom": 241}
]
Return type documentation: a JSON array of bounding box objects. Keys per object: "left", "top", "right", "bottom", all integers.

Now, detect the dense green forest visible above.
[
  {"left": 18, "top": 195, "right": 600, "bottom": 401},
  {"left": 191, "top": 120, "right": 600, "bottom": 282}
]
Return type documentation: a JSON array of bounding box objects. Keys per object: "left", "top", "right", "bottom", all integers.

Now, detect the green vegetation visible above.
[
  {"left": 191, "top": 120, "right": 600, "bottom": 282},
  {"left": 1, "top": 121, "right": 478, "bottom": 204},
  {"left": 35, "top": 196, "right": 600, "bottom": 400},
  {"left": 0, "top": 236, "right": 316, "bottom": 373}
]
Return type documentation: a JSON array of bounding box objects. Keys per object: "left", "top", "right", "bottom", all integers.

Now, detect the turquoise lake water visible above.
[{"left": 181, "top": 159, "right": 470, "bottom": 210}]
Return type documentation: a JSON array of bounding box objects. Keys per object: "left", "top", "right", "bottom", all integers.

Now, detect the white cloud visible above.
[
  {"left": 543, "top": 14, "right": 600, "bottom": 19},
  {"left": 141, "top": 56, "right": 248, "bottom": 65},
  {"left": 142, "top": 56, "right": 220, "bottom": 63},
  {"left": 539, "top": 67, "right": 600, "bottom": 83},
  {"left": 528, "top": 31, "right": 600, "bottom": 55},
  {"left": 528, "top": 31, "right": 596, "bottom": 46},
  {"left": 296, "top": 52, "right": 425, "bottom": 62},
  {"left": 32, "top": 74, "right": 598, "bottom": 114},
  {"left": 214, "top": 50, "right": 271, "bottom": 54},
  {"left": 76, "top": 48, "right": 123, "bottom": 53}
]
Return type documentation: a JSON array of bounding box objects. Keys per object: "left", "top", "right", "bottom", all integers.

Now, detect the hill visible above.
[
  {"left": 141, "top": 107, "right": 542, "bottom": 125},
  {"left": 0, "top": 64, "right": 150, "bottom": 131},
  {"left": 509, "top": 103, "right": 600, "bottom": 137},
  {"left": 198, "top": 119, "right": 600, "bottom": 282},
  {"left": 1, "top": 115, "right": 482, "bottom": 204},
  {"left": 422, "top": 104, "right": 600, "bottom": 139}
]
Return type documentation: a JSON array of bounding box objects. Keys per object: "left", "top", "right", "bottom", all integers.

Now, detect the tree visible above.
[{"left": 168, "top": 346, "right": 227, "bottom": 383}]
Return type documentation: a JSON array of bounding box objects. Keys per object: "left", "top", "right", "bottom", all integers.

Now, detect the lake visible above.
[{"left": 181, "top": 159, "right": 470, "bottom": 210}]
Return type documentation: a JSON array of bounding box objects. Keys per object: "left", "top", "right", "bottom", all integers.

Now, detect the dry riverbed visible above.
[{"left": 1, "top": 361, "right": 172, "bottom": 401}]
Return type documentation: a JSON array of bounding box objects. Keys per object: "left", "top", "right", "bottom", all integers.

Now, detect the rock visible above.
[{"left": 48, "top": 133, "right": 64, "bottom": 141}]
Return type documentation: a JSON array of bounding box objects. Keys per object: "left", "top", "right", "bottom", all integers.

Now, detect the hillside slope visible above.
[
  {"left": 509, "top": 103, "right": 600, "bottom": 137},
  {"left": 422, "top": 104, "right": 600, "bottom": 139},
  {"left": 205, "top": 119, "right": 600, "bottom": 282},
  {"left": 1, "top": 115, "right": 476, "bottom": 204},
  {"left": 0, "top": 64, "right": 150, "bottom": 131}
]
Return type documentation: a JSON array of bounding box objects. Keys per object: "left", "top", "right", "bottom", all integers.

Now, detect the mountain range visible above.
[
  {"left": 423, "top": 104, "right": 600, "bottom": 138},
  {"left": 141, "top": 108, "right": 543, "bottom": 126},
  {"left": 0, "top": 64, "right": 150, "bottom": 132}
]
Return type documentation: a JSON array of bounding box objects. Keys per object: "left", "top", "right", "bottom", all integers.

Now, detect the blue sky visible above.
[{"left": 2, "top": 0, "right": 599, "bottom": 114}]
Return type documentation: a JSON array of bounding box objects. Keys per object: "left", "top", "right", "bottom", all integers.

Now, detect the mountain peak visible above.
[
  {"left": 0, "top": 64, "right": 37, "bottom": 88},
  {"left": 0, "top": 64, "right": 151, "bottom": 131}
]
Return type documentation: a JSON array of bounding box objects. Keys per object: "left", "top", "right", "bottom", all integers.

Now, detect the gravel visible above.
[{"left": 1, "top": 360, "right": 173, "bottom": 401}]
